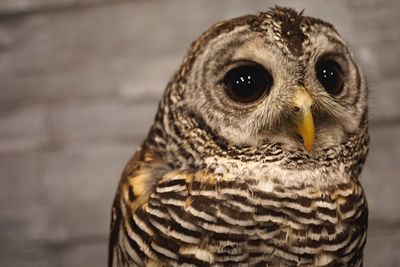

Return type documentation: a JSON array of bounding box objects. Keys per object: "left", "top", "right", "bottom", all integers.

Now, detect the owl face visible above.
[{"left": 181, "top": 8, "right": 367, "bottom": 154}]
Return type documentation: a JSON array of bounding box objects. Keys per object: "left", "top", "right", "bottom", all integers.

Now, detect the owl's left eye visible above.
[
  {"left": 223, "top": 64, "right": 273, "bottom": 103},
  {"left": 316, "top": 59, "right": 345, "bottom": 95}
]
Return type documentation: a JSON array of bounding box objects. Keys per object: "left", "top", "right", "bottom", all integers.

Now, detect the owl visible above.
[{"left": 109, "top": 7, "right": 369, "bottom": 267}]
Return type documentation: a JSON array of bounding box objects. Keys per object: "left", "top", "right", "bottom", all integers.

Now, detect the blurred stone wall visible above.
[{"left": 0, "top": 0, "right": 114, "bottom": 15}]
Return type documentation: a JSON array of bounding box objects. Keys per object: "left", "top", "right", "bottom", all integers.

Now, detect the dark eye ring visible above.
[
  {"left": 223, "top": 63, "right": 273, "bottom": 103},
  {"left": 315, "top": 59, "right": 345, "bottom": 95}
]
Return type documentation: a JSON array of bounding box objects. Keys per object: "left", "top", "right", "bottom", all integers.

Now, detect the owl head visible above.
[{"left": 160, "top": 7, "right": 368, "bottom": 158}]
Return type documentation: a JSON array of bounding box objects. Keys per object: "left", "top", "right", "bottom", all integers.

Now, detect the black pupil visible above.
[
  {"left": 316, "top": 60, "right": 344, "bottom": 95},
  {"left": 223, "top": 65, "right": 272, "bottom": 103}
]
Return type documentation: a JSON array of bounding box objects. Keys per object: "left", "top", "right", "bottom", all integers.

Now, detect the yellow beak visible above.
[{"left": 292, "top": 86, "right": 315, "bottom": 152}]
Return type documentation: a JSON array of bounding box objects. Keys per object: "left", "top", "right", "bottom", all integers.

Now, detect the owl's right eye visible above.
[{"left": 223, "top": 64, "right": 273, "bottom": 103}]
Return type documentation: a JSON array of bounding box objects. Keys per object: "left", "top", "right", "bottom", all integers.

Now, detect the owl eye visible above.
[
  {"left": 316, "top": 59, "right": 344, "bottom": 95},
  {"left": 223, "top": 64, "right": 273, "bottom": 103}
]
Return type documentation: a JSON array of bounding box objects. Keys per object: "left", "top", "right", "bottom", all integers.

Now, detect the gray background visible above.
[{"left": 0, "top": 0, "right": 399, "bottom": 266}]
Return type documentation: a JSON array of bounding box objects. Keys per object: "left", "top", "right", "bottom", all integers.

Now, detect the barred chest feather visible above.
[{"left": 115, "top": 159, "right": 367, "bottom": 267}]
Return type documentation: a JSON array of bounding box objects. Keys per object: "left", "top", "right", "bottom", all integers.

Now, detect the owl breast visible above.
[{"left": 119, "top": 168, "right": 367, "bottom": 267}]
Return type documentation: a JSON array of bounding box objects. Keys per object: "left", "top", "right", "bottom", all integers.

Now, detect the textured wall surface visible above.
[{"left": 0, "top": 0, "right": 399, "bottom": 266}]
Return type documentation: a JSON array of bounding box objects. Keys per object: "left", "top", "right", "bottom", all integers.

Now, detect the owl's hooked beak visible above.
[{"left": 292, "top": 86, "right": 315, "bottom": 152}]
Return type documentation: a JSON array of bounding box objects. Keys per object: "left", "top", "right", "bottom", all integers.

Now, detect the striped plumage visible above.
[{"left": 109, "top": 7, "right": 369, "bottom": 267}]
